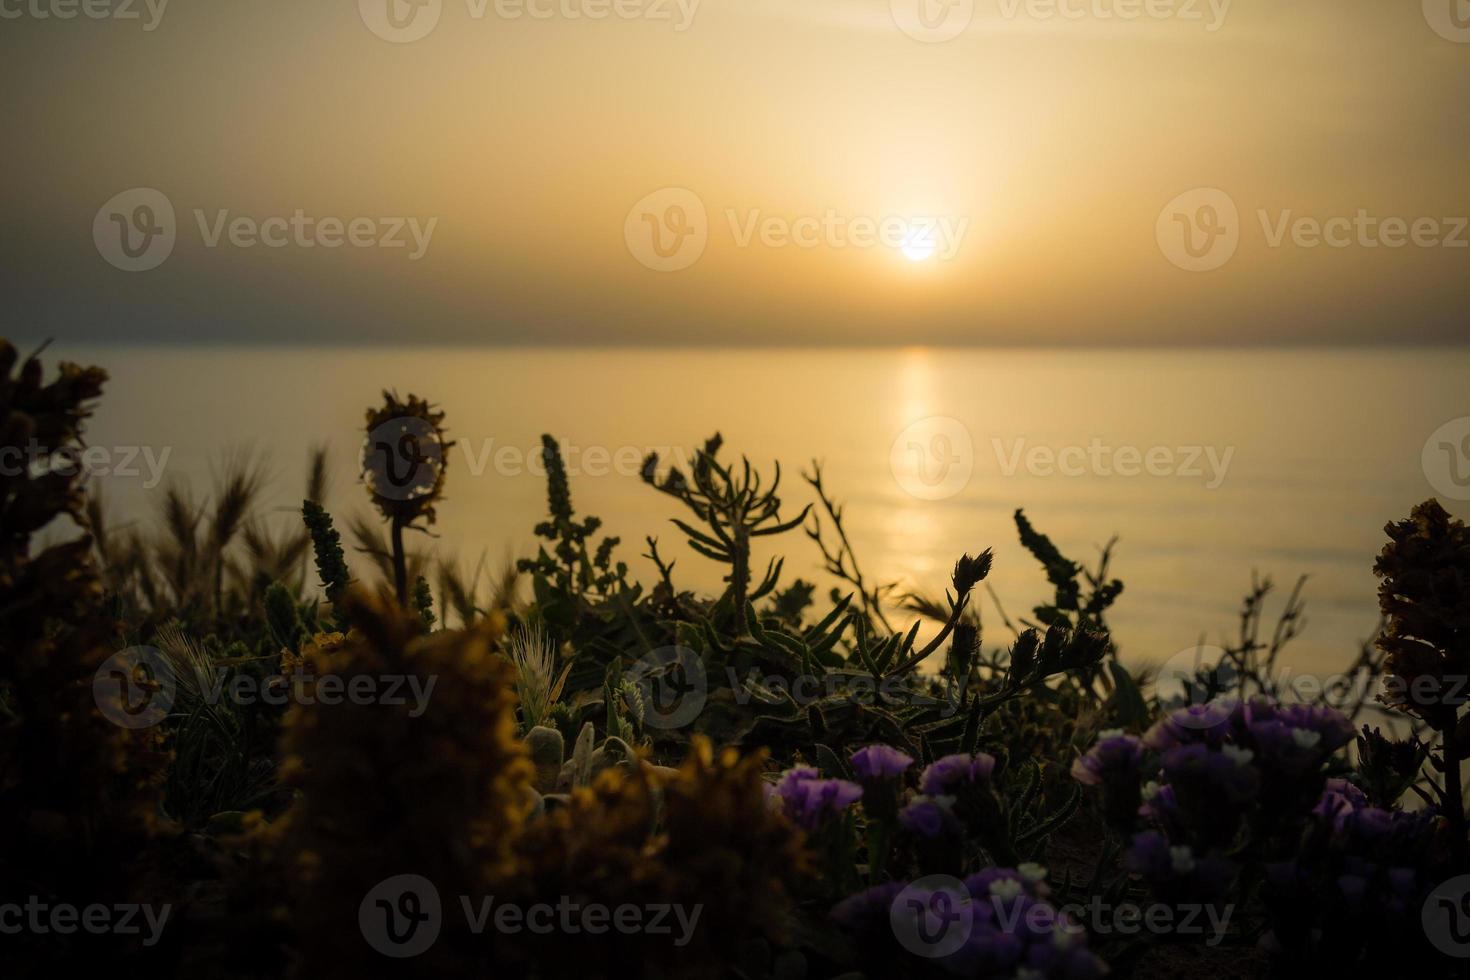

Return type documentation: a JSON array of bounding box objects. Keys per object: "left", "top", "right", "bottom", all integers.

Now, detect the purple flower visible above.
[
  {"left": 775, "top": 766, "right": 862, "bottom": 831},
  {"left": 920, "top": 752, "right": 996, "bottom": 796},
  {"left": 830, "top": 881, "right": 906, "bottom": 932},
  {"left": 963, "top": 866, "right": 1048, "bottom": 904},
  {"left": 1160, "top": 743, "right": 1259, "bottom": 805},
  {"left": 1274, "top": 703, "right": 1356, "bottom": 753},
  {"left": 1313, "top": 777, "right": 1368, "bottom": 831},
  {"left": 1143, "top": 697, "right": 1239, "bottom": 749},
  {"left": 930, "top": 867, "right": 1104, "bottom": 980},
  {"left": 899, "top": 795, "right": 961, "bottom": 838},
  {"left": 1070, "top": 731, "right": 1144, "bottom": 786},
  {"left": 850, "top": 744, "right": 915, "bottom": 781},
  {"left": 1139, "top": 780, "right": 1185, "bottom": 836},
  {"left": 1125, "top": 831, "right": 1235, "bottom": 902}
]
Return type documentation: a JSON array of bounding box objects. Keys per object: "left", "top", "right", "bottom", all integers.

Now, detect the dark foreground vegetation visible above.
[{"left": 2, "top": 339, "right": 1468, "bottom": 978}]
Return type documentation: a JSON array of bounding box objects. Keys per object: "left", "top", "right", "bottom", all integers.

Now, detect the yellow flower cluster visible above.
[{"left": 235, "top": 593, "right": 809, "bottom": 977}]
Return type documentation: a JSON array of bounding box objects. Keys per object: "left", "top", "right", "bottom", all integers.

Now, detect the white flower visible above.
[
  {"left": 1222, "top": 744, "right": 1255, "bottom": 766},
  {"left": 1018, "top": 862, "right": 1048, "bottom": 883},
  {"left": 1169, "top": 845, "right": 1196, "bottom": 874},
  {"left": 1291, "top": 728, "right": 1322, "bottom": 749},
  {"left": 1141, "top": 780, "right": 1163, "bottom": 802},
  {"left": 1052, "top": 922, "right": 1083, "bottom": 949},
  {"left": 989, "top": 878, "right": 1024, "bottom": 901}
]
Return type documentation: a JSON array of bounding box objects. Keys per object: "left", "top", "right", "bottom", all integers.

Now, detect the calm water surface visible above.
[{"left": 61, "top": 345, "right": 1470, "bottom": 678}]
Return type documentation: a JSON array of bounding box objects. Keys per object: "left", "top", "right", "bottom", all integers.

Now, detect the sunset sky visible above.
[{"left": 5, "top": 0, "right": 1467, "bottom": 346}]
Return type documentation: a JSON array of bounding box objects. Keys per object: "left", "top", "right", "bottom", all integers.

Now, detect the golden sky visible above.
[{"left": 5, "top": 0, "right": 1467, "bottom": 345}]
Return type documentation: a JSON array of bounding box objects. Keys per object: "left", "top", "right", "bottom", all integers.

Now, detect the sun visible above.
[{"left": 900, "top": 229, "right": 937, "bottom": 262}]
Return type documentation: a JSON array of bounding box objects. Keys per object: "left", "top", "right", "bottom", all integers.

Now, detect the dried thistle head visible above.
[{"left": 360, "top": 390, "right": 451, "bottom": 527}]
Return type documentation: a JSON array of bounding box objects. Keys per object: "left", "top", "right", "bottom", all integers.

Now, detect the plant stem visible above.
[
  {"left": 1443, "top": 718, "right": 1468, "bottom": 869},
  {"left": 391, "top": 514, "right": 408, "bottom": 605}
]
